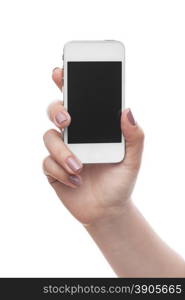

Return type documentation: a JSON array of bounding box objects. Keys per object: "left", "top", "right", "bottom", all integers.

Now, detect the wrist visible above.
[
  {"left": 84, "top": 200, "right": 135, "bottom": 276},
  {"left": 84, "top": 199, "right": 133, "bottom": 230}
]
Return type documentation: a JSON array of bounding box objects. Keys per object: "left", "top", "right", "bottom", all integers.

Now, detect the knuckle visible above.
[
  {"left": 42, "top": 156, "right": 51, "bottom": 173},
  {"left": 46, "top": 103, "right": 52, "bottom": 119},
  {"left": 43, "top": 129, "right": 57, "bottom": 142},
  {"left": 139, "top": 131, "right": 145, "bottom": 144},
  {"left": 47, "top": 101, "right": 64, "bottom": 119},
  {"left": 47, "top": 102, "right": 56, "bottom": 120},
  {"left": 136, "top": 127, "right": 145, "bottom": 144}
]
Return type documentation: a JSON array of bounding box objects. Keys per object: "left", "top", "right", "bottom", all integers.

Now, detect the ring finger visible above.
[{"left": 43, "top": 155, "right": 82, "bottom": 188}]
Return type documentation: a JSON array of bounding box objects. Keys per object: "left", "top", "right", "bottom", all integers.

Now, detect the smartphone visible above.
[{"left": 63, "top": 40, "right": 125, "bottom": 163}]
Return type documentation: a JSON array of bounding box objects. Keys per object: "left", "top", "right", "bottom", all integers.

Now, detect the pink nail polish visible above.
[
  {"left": 55, "top": 112, "right": 67, "bottom": 124},
  {"left": 69, "top": 175, "right": 81, "bottom": 186},
  {"left": 66, "top": 156, "right": 82, "bottom": 172},
  {"left": 127, "top": 109, "right": 136, "bottom": 126}
]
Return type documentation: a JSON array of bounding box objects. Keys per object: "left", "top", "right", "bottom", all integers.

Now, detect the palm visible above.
[{"left": 53, "top": 162, "right": 136, "bottom": 224}]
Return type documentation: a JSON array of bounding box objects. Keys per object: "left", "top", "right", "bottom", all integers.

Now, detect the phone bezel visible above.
[{"left": 63, "top": 40, "right": 125, "bottom": 163}]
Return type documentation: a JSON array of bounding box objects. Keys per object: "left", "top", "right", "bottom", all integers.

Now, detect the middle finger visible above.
[{"left": 43, "top": 129, "right": 83, "bottom": 175}]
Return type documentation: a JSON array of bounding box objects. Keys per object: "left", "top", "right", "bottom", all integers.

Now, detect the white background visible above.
[{"left": 0, "top": 0, "right": 184, "bottom": 277}]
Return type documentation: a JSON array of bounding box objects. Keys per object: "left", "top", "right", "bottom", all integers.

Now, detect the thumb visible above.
[{"left": 121, "top": 108, "right": 145, "bottom": 171}]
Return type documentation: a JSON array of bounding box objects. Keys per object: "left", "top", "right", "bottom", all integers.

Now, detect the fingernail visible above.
[
  {"left": 127, "top": 109, "right": 136, "bottom": 126},
  {"left": 66, "top": 156, "right": 82, "bottom": 172},
  {"left": 55, "top": 112, "right": 67, "bottom": 124},
  {"left": 69, "top": 175, "right": 81, "bottom": 186}
]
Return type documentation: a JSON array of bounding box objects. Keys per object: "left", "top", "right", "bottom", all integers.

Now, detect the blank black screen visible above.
[{"left": 67, "top": 62, "right": 122, "bottom": 143}]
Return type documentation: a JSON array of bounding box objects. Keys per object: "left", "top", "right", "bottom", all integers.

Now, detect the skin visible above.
[{"left": 43, "top": 67, "right": 185, "bottom": 277}]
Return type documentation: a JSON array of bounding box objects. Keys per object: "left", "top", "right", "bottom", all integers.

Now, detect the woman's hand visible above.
[
  {"left": 43, "top": 68, "right": 144, "bottom": 225},
  {"left": 42, "top": 68, "right": 185, "bottom": 278}
]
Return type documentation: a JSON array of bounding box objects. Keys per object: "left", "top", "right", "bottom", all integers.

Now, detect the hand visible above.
[{"left": 43, "top": 68, "right": 145, "bottom": 225}]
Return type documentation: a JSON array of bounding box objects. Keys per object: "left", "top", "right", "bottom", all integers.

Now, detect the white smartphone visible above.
[{"left": 63, "top": 40, "right": 125, "bottom": 163}]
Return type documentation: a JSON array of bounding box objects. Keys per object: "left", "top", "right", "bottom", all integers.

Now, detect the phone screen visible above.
[{"left": 67, "top": 61, "right": 122, "bottom": 143}]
